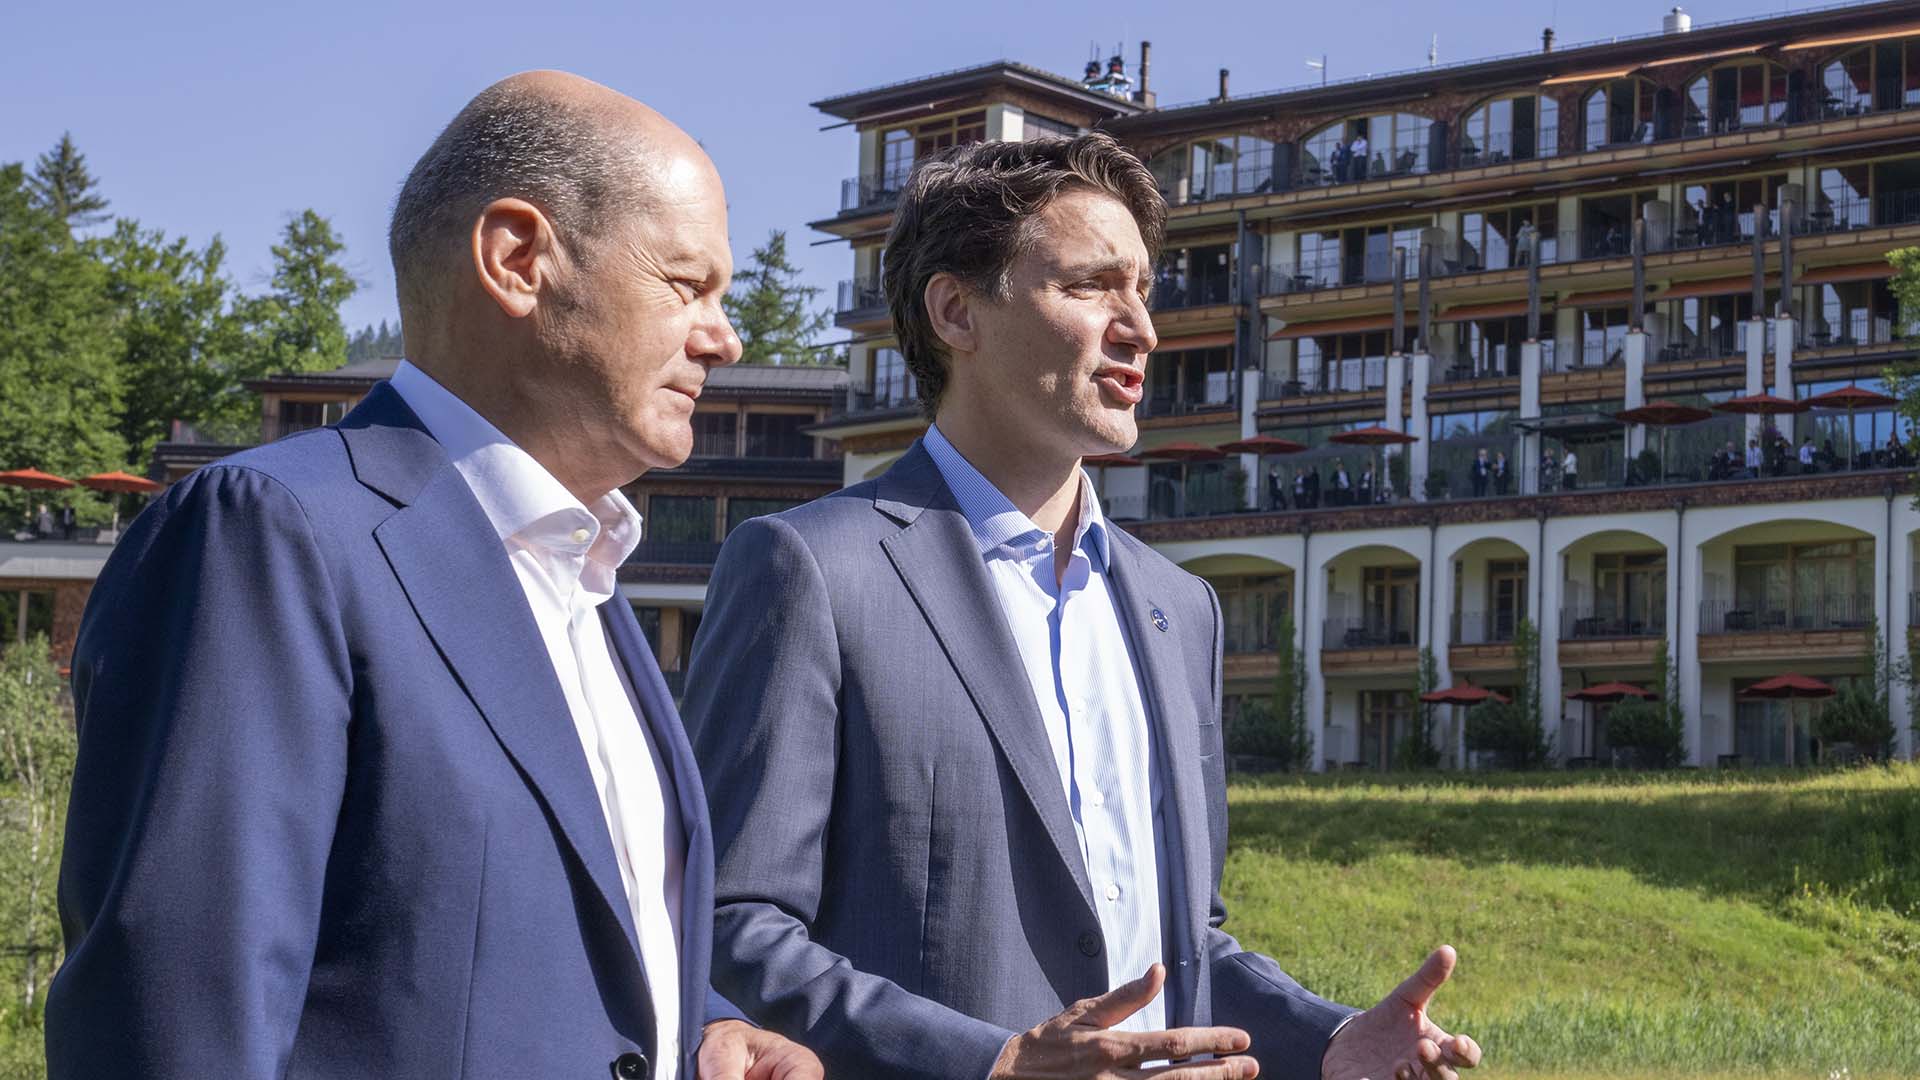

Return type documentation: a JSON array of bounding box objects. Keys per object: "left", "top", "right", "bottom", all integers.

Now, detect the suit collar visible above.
[{"left": 336, "top": 381, "right": 445, "bottom": 507}]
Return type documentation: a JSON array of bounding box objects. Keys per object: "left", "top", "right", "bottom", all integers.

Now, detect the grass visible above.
[{"left": 1219, "top": 763, "right": 1920, "bottom": 1078}]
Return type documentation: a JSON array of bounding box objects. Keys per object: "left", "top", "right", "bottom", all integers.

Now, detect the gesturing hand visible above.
[
  {"left": 698, "top": 1019, "right": 823, "bottom": 1080},
  {"left": 1321, "top": 946, "right": 1481, "bottom": 1080},
  {"left": 991, "top": 964, "right": 1258, "bottom": 1080}
]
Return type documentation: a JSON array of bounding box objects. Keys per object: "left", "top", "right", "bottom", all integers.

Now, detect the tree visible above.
[
  {"left": 98, "top": 221, "right": 254, "bottom": 460},
  {"left": 239, "top": 209, "right": 358, "bottom": 377},
  {"left": 1223, "top": 610, "right": 1310, "bottom": 770},
  {"left": 0, "top": 636, "right": 76, "bottom": 1016},
  {"left": 347, "top": 320, "right": 403, "bottom": 363},
  {"left": 1399, "top": 647, "right": 1444, "bottom": 769},
  {"left": 1468, "top": 617, "right": 1552, "bottom": 769},
  {"left": 0, "top": 164, "right": 125, "bottom": 529},
  {"left": 27, "top": 133, "right": 109, "bottom": 235},
  {"left": 723, "top": 230, "right": 832, "bottom": 365},
  {"left": 1885, "top": 248, "right": 1920, "bottom": 502}
]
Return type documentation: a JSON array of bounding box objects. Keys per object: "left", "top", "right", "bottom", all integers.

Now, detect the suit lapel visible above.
[
  {"left": 601, "top": 598, "right": 714, "bottom": 1064},
  {"left": 1103, "top": 536, "right": 1212, "bottom": 1028},
  {"left": 877, "top": 447, "right": 1097, "bottom": 915},
  {"left": 346, "top": 389, "right": 645, "bottom": 966}
]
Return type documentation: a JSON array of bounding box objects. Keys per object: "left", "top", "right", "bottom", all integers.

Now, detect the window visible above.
[
  {"left": 1358, "top": 689, "right": 1414, "bottom": 770},
  {"left": 277, "top": 400, "right": 326, "bottom": 438},
  {"left": 1591, "top": 551, "right": 1666, "bottom": 633},
  {"left": 1301, "top": 114, "right": 1434, "bottom": 186},
  {"left": 1215, "top": 574, "right": 1293, "bottom": 654},
  {"left": 1677, "top": 175, "right": 1784, "bottom": 247},
  {"left": 1684, "top": 62, "right": 1788, "bottom": 135},
  {"left": 744, "top": 413, "right": 811, "bottom": 459},
  {"left": 1191, "top": 134, "right": 1275, "bottom": 199},
  {"left": 911, "top": 111, "right": 986, "bottom": 159},
  {"left": 1579, "top": 307, "right": 1630, "bottom": 368},
  {"left": 1143, "top": 346, "right": 1234, "bottom": 417},
  {"left": 1820, "top": 42, "right": 1920, "bottom": 117},
  {"left": 646, "top": 496, "right": 716, "bottom": 544},
  {"left": 691, "top": 412, "right": 737, "bottom": 457},
  {"left": 871, "top": 348, "right": 916, "bottom": 408},
  {"left": 1485, "top": 560, "right": 1528, "bottom": 641},
  {"left": 880, "top": 129, "right": 914, "bottom": 188},
  {"left": 1461, "top": 95, "right": 1558, "bottom": 164},
  {"left": 0, "top": 589, "right": 55, "bottom": 648},
  {"left": 1024, "top": 113, "right": 1079, "bottom": 139},
  {"left": 1455, "top": 201, "right": 1557, "bottom": 272},
  {"left": 1730, "top": 539, "right": 1872, "bottom": 628},
  {"left": 726, "top": 498, "right": 804, "bottom": 535},
  {"left": 1153, "top": 243, "right": 1233, "bottom": 308},
  {"left": 1579, "top": 190, "right": 1656, "bottom": 258},
  {"left": 1296, "top": 331, "right": 1390, "bottom": 394},
  {"left": 1362, "top": 565, "right": 1419, "bottom": 643},
  {"left": 631, "top": 604, "right": 663, "bottom": 653},
  {"left": 1584, "top": 78, "right": 1658, "bottom": 150}
]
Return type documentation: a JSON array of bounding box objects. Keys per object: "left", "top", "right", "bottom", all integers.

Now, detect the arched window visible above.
[
  {"left": 1148, "top": 135, "right": 1275, "bottom": 203},
  {"left": 1301, "top": 113, "right": 1433, "bottom": 187},
  {"left": 1821, "top": 41, "right": 1920, "bottom": 118},
  {"left": 1583, "top": 78, "right": 1658, "bottom": 150},
  {"left": 1148, "top": 146, "right": 1188, "bottom": 203},
  {"left": 1459, "top": 94, "right": 1559, "bottom": 165},
  {"left": 1683, "top": 60, "right": 1788, "bottom": 135}
]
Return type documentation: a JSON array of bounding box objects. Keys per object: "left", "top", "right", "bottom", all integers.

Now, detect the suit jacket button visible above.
[
  {"left": 612, "top": 1052, "right": 650, "bottom": 1080},
  {"left": 1078, "top": 931, "right": 1102, "bottom": 958}
]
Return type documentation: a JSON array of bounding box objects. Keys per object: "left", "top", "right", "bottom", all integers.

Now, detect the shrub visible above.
[
  {"left": 1602, "top": 699, "right": 1685, "bottom": 767},
  {"left": 1812, "top": 682, "right": 1896, "bottom": 759}
]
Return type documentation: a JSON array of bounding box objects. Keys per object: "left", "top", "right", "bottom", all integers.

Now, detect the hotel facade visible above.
[{"left": 806, "top": 1, "right": 1920, "bottom": 769}]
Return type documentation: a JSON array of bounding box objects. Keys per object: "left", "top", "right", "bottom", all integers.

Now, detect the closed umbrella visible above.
[
  {"left": 1740, "top": 672, "right": 1835, "bottom": 766},
  {"left": 1804, "top": 385, "right": 1896, "bottom": 470}
]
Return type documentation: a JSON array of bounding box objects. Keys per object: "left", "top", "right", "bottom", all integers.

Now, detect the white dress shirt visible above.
[
  {"left": 390, "top": 362, "right": 686, "bottom": 1076},
  {"left": 923, "top": 425, "right": 1168, "bottom": 1034}
]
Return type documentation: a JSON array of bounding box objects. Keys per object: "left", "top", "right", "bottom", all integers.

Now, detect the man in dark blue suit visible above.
[{"left": 47, "top": 71, "right": 820, "bottom": 1080}]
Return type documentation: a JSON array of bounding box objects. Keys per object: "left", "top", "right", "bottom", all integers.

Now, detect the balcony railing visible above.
[
  {"left": 836, "top": 277, "right": 886, "bottom": 318},
  {"left": 1322, "top": 616, "right": 1416, "bottom": 650},
  {"left": 839, "top": 174, "right": 906, "bottom": 214},
  {"left": 1699, "top": 594, "right": 1874, "bottom": 634},
  {"left": 1297, "top": 357, "right": 1388, "bottom": 395},
  {"left": 1560, "top": 606, "right": 1665, "bottom": 640},
  {"left": 1151, "top": 276, "right": 1233, "bottom": 310},
  {"left": 626, "top": 540, "right": 724, "bottom": 566},
  {"left": 1451, "top": 609, "right": 1519, "bottom": 646},
  {"left": 838, "top": 386, "right": 919, "bottom": 417},
  {"left": 1139, "top": 391, "right": 1237, "bottom": 419},
  {"left": 1793, "top": 188, "right": 1920, "bottom": 235}
]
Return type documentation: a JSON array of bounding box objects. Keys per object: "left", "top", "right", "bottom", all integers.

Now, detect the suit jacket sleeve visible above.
[
  {"left": 683, "top": 515, "right": 1014, "bottom": 1080},
  {"left": 47, "top": 465, "right": 352, "bottom": 1079},
  {"left": 1192, "top": 578, "right": 1359, "bottom": 1080}
]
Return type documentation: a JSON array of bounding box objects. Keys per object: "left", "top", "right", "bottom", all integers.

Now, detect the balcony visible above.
[
  {"left": 1297, "top": 357, "right": 1388, "bottom": 396},
  {"left": 1701, "top": 594, "right": 1873, "bottom": 635},
  {"left": 836, "top": 277, "right": 887, "bottom": 323},
  {"left": 1792, "top": 188, "right": 1920, "bottom": 235},
  {"left": 839, "top": 174, "right": 905, "bottom": 215},
  {"left": 1139, "top": 390, "right": 1236, "bottom": 420},
  {"left": 1322, "top": 616, "right": 1415, "bottom": 650},
  {"left": 1151, "top": 276, "right": 1233, "bottom": 310},
  {"left": 1561, "top": 607, "right": 1665, "bottom": 640}
]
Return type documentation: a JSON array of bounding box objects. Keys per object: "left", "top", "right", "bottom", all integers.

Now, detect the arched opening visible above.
[
  {"left": 1300, "top": 113, "right": 1436, "bottom": 188},
  {"left": 1683, "top": 60, "right": 1790, "bottom": 136},
  {"left": 1583, "top": 77, "right": 1659, "bottom": 150},
  {"left": 1820, "top": 39, "right": 1920, "bottom": 118},
  {"left": 1458, "top": 93, "right": 1559, "bottom": 165},
  {"left": 1557, "top": 527, "right": 1673, "bottom": 763},
  {"left": 1147, "top": 133, "right": 1276, "bottom": 204},
  {"left": 1447, "top": 537, "right": 1531, "bottom": 646}
]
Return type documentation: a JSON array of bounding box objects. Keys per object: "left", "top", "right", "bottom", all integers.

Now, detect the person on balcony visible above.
[
  {"left": 1357, "top": 462, "right": 1376, "bottom": 505},
  {"left": 1799, "top": 437, "right": 1817, "bottom": 474},
  {"left": 1492, "top": 450, "right": 1510, "bottom": 495},
  {"left": 1305, "top": 464, "right": 1322, "bottom": 508},
  {"left": 34, "top": 503, "right": 53, "bottom": 539},
  {"left": 1744, "top": 438, "right": 1763, "bottom": 478},
  {"left": 1514, "top": 221, "right": 1536, "bottom": 266},
  {"left": 1561, "top": 447, "right": 1579, "bottom": 490},
  {"left": 1293, "top": 465, "right": 1308, "bottom": 508},
  {"left": 1349, "top": 132, "right": 1369, "bottom": 180},
  {"left": 1268, "top": 464, "right": 1289, "bottom": 510},
  {"left": 1332, "top": 458, "right": 1354, "bottom": 505},
  {"left": 1470, "top": 448, "right": 1491, "bottom": 497}
]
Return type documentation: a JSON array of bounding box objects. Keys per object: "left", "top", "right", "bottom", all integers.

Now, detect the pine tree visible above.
[
  {"left": 27, "top": 133, "right": 110, "bottom": 234},
  {"left": 723, "top": 230, "right": 832, "bottom": 365},
  {"left": 240, "top": 209, "right": 358, "bottom": 376}
]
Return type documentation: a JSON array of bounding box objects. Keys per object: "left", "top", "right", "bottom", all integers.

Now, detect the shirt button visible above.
[
  {"left": 570, "top": 527, "right": 592, "bottom": 544},
  {"left": 1105, "top": 883, "right": 1120, "bottom": 901},
  {"left": 1088, "top": 792, "right": 1105, "bottom": 809}
]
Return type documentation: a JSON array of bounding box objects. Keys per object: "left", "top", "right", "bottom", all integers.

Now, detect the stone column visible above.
[
  {"left": 1773, "top": 313, "right": 1796, "bottom": 443},
  {"left": 1519, "top": 340, "right": 1543, "bottom": 493},
  {"left": 1408, "top": 352, "right": 1431, "bottom": 501},
  {"left": 1241, "top": 367, "right": 1262, "bottom": 509},
  {"left": 1744, "top": 318, "right": 1767, "bottom": 445},
  {"left": 1624, "top": 330, "right": 1649, "bottom": 459}
]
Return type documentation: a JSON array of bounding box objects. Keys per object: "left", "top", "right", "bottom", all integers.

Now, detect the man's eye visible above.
[{"left": 672, "top": 279, "right": 702, "bottom": 301}]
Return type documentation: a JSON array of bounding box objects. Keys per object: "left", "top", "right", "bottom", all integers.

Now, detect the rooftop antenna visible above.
[
  {"left": 1306, "top": 54, "right": 1327, "bottom": 85},
  {"left": 1428, "top": 35, "right": 1438, "bottom": 66}
]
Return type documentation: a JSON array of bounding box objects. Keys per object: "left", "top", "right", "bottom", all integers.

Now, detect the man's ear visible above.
[
  {"left": 924, "top": 272, "right": 979, "bottom": 356},
  {"left": 471, "top": 198, "right": 559, "bottom": 319}
]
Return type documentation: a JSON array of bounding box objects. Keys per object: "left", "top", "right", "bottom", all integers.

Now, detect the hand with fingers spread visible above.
[
  {"left": 1320, "top": 946, "right": 1482, "bottom": 1080},
  {"left": 991, "top": 964, "right": 1260, "bottom": 1080}
]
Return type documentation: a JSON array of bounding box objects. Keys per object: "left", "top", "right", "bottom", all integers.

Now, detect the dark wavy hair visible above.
[{"left": 881, "top": 132, "right": 1166, "bottom": 417}]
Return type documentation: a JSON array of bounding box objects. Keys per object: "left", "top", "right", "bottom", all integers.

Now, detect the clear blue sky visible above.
[{"left": 6, "top": 0, "right": 1799, "bottom": 337}]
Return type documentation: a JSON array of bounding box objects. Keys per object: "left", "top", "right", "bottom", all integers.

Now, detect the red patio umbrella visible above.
[
  {"left": 1805, "top": 385, "right": 1897, "bottom": 470},
  {"left": 1566, "top": 681, "right": 1659, "bottom": 760},
  {"left": 1614, "top": 401, "right": 1712, "bottom": 482},
  {"left": 1218, "top": 435, "right": 1308, "bottom": 455},
  {"left": 1712, "top": 392, "right": 1808, "bottom": 416},
  {"left": 80, "top": 471, "right": 163, "bottom": 534},
  {"left": 0, "top": 468, "right": 74, "bottom": 491},
  {"left": 1082, "top": 452, "right": 1145, "bottom": 467},
  {"left": 1138, "top": 442, "right": 1228, "bottom": 462},
  {"left": 1740, "top": 672, "right": 1835, "bottom": 767},
  {"left": 1422, "top": 683, "right": 1511, "bottom": 769},
  {"left": 1328, "top": 425, "right": 1419, "bottom": 503}
]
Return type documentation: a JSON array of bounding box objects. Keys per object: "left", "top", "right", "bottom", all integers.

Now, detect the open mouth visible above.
[{"left": 1094, "top": 365, "right": 1144, "bottom": 405}]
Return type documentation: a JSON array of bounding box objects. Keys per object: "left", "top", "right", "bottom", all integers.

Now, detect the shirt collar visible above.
[
  {"left": 921, "top": 424, "right": 1110, "bottom": 567},
  {"left": 388, "top": 360, "right": 643, "bottom": 567}
]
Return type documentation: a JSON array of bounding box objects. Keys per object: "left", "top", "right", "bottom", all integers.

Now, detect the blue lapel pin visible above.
[{"left": 1151, "top": 607, "right": 1169, "bottom": 632}]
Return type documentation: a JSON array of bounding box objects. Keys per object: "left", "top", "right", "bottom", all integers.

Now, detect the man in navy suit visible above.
[{"left": 48, "top": 71, "right": 820, "bottom": 1080}]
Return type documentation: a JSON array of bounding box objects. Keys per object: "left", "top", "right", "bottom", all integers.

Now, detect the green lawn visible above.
[{"left": 1219, "top": 763, "right": 1920, "bottom": 1078}]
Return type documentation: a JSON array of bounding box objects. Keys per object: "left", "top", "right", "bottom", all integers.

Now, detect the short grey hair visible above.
[{"left": 388, "top": 84, "right": 651, "bottom": 318}]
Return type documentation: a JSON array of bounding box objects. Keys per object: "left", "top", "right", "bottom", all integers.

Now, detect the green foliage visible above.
[
  {"left": 722, "top": 230, "right": 831, "bottom": 365},
  {"left": 347, "top": 320, "right": 403, "bottom": 363},
  {"left": 1221, "top": 765, "right": 1920, "bottom": 1077},
  {"left": 97, "top": 221, "right": 255, "bottom": 459},
  {"left": 0, "top": 637, "right": 74, "bottom": 1025},
  {"left": 238, "top": 209, "right": 358, "bottom": 376},
  {"left": 1885, "top": 247, "right": 1920, "bottom": 504},
  {"left": 1228, "top": 611, "right": 1311, "bottom": 769},
  {"left": 1398, "top": 647, "right": 1443, "bottom": 769},
  {"left": 27, "top": 133, "right": 108, "bottom": 235},
  {"left": 0, "top": 164, "right": 125, "bottom": 528},
  {"left": 1604, "top": 637, "right": 1687, "bottom": 767},
  {"left": 1629, "top": 446, "right": 1661, "bottom": 485},
  {"left": 1814, "top": 683, "right": 1897, "bottom": 759}
]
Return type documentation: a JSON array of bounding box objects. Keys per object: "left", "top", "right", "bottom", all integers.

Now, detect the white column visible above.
[
  {"left": 1536, "top": 532, "right": 1566, "bottom": 762},
  {"left": 1625, "top": 330, "right": 1648, "bottom": 458},
  {"left": 1677, "top": 532, "right": 1704, "bottom": 766},
  {"left": 1773, "top": 314, "right": 1796, "bottom": 443},
  {"left": 1895, "top": 526, "right": 1915, "bottom": 762},
  {"left": 1429, "top": 533, "right": 1455, "bottom": 764},
  {"left": 1240, "top": 368, "right": 1261, "bottom": 509},
  {"left": 1305, "top": 556, "right": 1329, "bottom": 771},
  {"left": 1519, "top": 339, "right": 1543, "bottom": 494},
  {"left": 985, "top": 103, "right": 1025, "bottom": 142},
  {"left": 1744, "top": 317, "right": 1767, "bottom": 444},
  {"left": 1385, "top": 352, "right": 1407, "bottom": 429},
  {"left": 1408, "top": 352, "right": 1431, "bottom": 501}
]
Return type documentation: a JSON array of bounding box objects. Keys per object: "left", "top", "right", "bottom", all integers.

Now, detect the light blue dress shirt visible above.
[{"left": 922, "top": 425, "right": 1169, "bottom": 1033}]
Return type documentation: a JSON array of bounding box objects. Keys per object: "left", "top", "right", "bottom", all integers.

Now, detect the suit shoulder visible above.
[
  {"left": 762, "top": 482, "right": 885, "bottom": 539},
  {"left": 184, "top": 428, "right": 354, "bottom": 502},
  {"left": 1108, "top": 524, "right": 1214, "bottom": 609}
]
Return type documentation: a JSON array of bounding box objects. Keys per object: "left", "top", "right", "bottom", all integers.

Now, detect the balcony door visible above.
[
  {"left": 1363, "top": 565, "right": 1419, "bottom": 644},
  {"left": 1486, "top": 560, "right": 1528, "bottom": 641},
  {"left": 1359, "top": 689, "right": 1412, "bottom": 771},
  {"left": 1593, "top": 551, "right": 1666, "bottom": 634}
]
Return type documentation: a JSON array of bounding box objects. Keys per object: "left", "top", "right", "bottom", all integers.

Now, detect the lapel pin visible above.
[{"left": 1151, "top": 607, "right": 1169, "bottom": 632}]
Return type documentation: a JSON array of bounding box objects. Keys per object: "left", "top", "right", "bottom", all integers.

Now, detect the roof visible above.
[
  {"left": 812, "top": 59, "right": 1145, "bottom": 123},
  {"left": 704, "top": 364, "right": 848, "bottom": 391}
]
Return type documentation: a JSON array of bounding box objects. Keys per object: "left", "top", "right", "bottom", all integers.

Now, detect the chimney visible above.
[
  {"left": 1133, "top": 40, "right": 1156, "bottom": 107},
  {"left": 1542, "top": 27, "right": 1555, "bottom": 53},
  {"left": 1216, "top": 67, "right": 1230, "bottom": 103}
]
